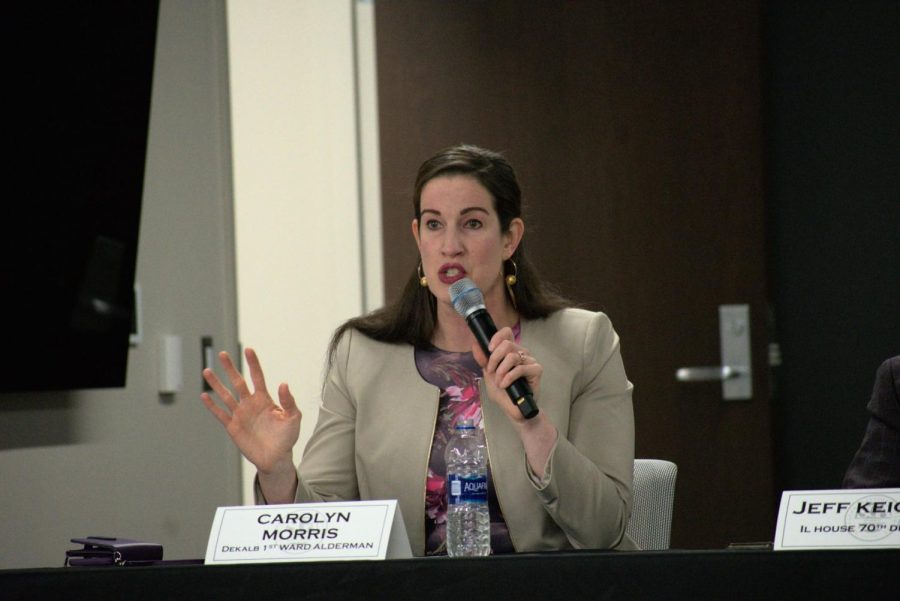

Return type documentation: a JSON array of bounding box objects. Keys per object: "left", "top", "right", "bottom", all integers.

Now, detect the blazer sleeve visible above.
[
  {"left": 531, "top": 311, "right": 635, "bottom": 549},
  {"left": 253, "top": 330, "right": 361, "bottom": 505},
  {"left": 842, "top": 356, "right": 900, "bottom": 488}
]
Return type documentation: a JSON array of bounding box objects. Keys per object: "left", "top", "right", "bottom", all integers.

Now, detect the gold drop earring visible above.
[
  {"left": 418, "top": 263, "right": 428, "bottom": 287},
  {"left": 505, "top": 259, "right": 518, "bottom": 310}
]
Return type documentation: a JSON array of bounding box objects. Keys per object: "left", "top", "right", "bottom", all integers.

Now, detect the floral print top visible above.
[{"left": 415, "top": 324, "right": 519, "bottom": 556}]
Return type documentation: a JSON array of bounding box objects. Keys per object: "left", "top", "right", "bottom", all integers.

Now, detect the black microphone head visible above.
[{"left": 448, "top": 278, "right": 485, "bottom": 319}]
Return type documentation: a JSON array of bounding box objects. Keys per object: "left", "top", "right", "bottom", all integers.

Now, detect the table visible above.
[{"left": 3, "top": 548, "right": 896, "bottom": 600}]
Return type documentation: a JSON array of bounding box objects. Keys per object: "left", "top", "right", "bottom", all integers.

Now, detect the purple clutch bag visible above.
[{"left": 65, "top": 536, "right": 164, "bottom": 567}]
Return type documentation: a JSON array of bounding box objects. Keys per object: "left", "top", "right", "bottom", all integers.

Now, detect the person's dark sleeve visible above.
[{"left": 842, "top": 356, "right": 900, "bottom": 488}]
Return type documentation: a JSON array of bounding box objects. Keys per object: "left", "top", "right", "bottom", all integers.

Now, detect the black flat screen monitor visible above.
[{"left": 3, "top": 3, "right": 160, "bottom": 392}]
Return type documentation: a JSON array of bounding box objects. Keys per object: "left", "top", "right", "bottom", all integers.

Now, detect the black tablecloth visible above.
[{"left": 4, "top": 548, "right": 897, "bottom": 600}]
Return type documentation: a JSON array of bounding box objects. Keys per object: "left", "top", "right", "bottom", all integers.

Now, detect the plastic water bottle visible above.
[{"left": 445, "top": 419, "right": 491, "bottom": 556}]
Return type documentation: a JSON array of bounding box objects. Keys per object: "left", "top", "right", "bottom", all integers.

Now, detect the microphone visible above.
[{"left": 448, "top": 278, "right": 539, "bottom": 419}]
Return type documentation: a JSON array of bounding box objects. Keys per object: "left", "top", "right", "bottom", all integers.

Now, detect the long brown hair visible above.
[{"left": 328, "top": 144, "right": 571, "bottom": 364}]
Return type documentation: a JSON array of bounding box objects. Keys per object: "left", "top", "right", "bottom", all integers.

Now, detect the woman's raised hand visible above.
[{"left": 201, "top": 347, "right": 301, "bottom": 478}]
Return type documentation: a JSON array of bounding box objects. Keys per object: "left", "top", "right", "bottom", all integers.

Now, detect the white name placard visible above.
[
  {"left": 774, "top": 488, "right": 900, "bottom": 550},
  {"left": 204, "top": 500, "right": 412, "bottom": 564}
]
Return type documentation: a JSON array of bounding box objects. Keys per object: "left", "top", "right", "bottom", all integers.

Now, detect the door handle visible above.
[
  {"left": 675, "top": 305, "right": 753, "bottom": 401},
  {"left": 675, "top": 365, "right": 744, "bottom": 381}
]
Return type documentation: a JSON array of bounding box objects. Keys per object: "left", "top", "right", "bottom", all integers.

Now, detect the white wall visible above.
[
  {"left": 0, "top": 0, "right": 243, "bottom": 568},
  {"left": 226, "top": 0, "right": 382, "bottom": 502}
]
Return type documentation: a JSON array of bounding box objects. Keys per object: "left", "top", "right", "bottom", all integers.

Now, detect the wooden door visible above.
[{"left": 375, "top": 0, "right": 772, "bottom": 549}]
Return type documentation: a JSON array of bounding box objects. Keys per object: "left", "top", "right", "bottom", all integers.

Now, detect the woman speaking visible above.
[{"left": 201, "top": 144, "right": 636, "bottom": 555}]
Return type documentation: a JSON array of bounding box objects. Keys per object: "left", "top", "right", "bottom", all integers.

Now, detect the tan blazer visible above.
[{"left": 264, "top": 308, "right": 635, "bottom": 555}]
